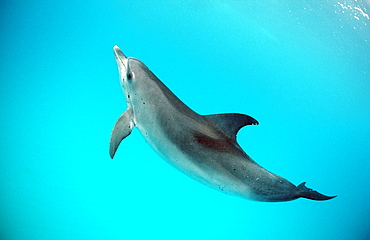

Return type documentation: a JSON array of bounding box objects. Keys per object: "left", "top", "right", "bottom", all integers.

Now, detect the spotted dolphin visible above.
[{"left": 109, "top": 46, "right": 335, "bottom": 202}]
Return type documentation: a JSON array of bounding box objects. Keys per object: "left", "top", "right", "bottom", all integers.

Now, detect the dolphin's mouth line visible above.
[
  {"left": 113, "top": 45, "right": 127, "bottom": 69},
  {"left": 114, "top": 54, "right": 126, "bottom": 68},
  {"left": 118, "top": 57, "right": 126, "bottom": 68}
]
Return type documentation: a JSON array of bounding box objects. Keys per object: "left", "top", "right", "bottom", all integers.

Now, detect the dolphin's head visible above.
[
  {"left": 113, "top": 46, "right": 156, "bottom": 106},
  {"left": 113, "top": 46, "right": 130, "bottom": 90}
]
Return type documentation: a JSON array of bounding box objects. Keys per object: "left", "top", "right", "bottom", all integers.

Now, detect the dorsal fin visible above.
[{"left": 204, "top": 113, "right": 258, "bottom": 140}]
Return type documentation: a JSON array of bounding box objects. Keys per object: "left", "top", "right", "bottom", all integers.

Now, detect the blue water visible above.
[{"left": 1, "top": 1, "right": 369, "bottom": 239}]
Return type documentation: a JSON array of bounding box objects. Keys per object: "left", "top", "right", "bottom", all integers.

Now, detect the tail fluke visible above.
[{"left": 298, "top": 182, "right": 336, "bottom": 201}]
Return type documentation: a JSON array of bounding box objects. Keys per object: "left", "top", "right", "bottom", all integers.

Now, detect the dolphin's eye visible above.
[{"left": 127, "top": 73, "right": 133, "bottom": 80}]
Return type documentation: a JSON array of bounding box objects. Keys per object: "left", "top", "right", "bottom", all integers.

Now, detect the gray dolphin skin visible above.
[{"left": 109, "top": 46, "right": 336, "bottom": 202}]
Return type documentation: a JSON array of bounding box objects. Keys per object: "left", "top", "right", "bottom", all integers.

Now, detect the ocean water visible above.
[{"left": 1, "top": 0, "right": 369, "bottom": 239}]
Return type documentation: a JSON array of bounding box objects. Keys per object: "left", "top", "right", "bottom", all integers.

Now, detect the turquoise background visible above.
[{"left": 1, "top": 1, "right": 369, "bottom": 239}]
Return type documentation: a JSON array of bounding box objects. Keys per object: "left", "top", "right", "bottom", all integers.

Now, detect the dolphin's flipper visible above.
[
  {"left": 110, "top": 107, "right": 134, "bottom": 159},
  {"left": 204, "top": 113, "right": 258, "bottom": 140},
  {"left": 297, "top": 182, "right": 337, "bottom": 201}
]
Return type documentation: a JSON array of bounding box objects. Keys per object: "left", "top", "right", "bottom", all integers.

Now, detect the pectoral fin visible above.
[{"left": 109, "top": 107, "right": 134, "bottom": 159}]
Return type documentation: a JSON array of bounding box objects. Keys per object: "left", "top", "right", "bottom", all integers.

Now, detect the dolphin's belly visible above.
[
  {"left": 133, "top": 106, "right": 261, "bottom": 199},
  {"left": 129, "top": 94, "right": 297, "bottom": 201}
]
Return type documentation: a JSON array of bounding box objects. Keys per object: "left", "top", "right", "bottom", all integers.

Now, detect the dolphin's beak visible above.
[
  {"left": 113, "top": 45, "right": 128, "bottom": 83},
  {"left": 113, "top": 45, "right": 127, "bottom": 66}
]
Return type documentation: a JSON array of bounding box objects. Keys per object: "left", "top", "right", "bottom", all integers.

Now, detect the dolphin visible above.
[{"left": 109, "top": 46, "right": 336, "bottom": 202}]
